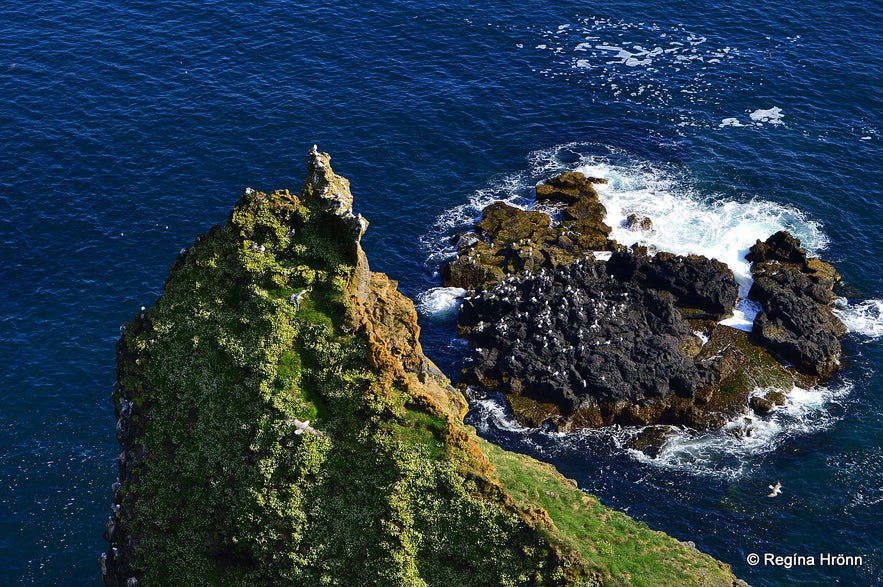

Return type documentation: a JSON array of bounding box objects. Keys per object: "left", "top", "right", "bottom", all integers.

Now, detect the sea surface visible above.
[{"left": 1, "top": 1, "right": 880, "bottom": 585}]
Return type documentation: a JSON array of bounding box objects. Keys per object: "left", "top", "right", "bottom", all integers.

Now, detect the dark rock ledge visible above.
[{"left": 445, "top": 171, "right": 846, "bottom": 437}]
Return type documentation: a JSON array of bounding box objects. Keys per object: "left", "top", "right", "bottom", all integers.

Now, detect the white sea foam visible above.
[
  {"left": 528, "top": 16, "right": 751, "bottom": 117},
  {"left": 573, "top": 156, "right": 826, "bottom": 306},
  {"left": 469, "top": 392, "right": 535, "bottom": 434},
  {"left": 628, "top": 381, "right": 852, "bottom": 479},
  {"left": 469, "top": 380, "right": 851, "bottom": 481},
  {"left": 525, "top": 16, "right": 812, "bottom": 130},
  {"left": 832, "top": 298, "right": 883, "bottom": 337},
  {"left": 422, "top": 142, "right": 828, "bottom": 304},
  {"left": 416, "top": 287, "right": 467, "bottom": 322},
  {"left": 749, "top": 106, "right": 785, "bottom": 125},
  {"left": 719, "top": 299, "right": 761, "bottom": 332},
  {"left": 692, "top": 330, "right": 710, "bottom": 345}
]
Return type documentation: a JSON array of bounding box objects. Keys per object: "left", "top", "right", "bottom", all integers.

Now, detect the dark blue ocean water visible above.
[{"left": 1, "top": 1, "right": 880, "bottom": 584}]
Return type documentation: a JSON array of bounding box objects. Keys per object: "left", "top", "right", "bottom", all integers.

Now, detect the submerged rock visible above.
[
  {"left": 624, "top": 213, "right": 653, "bottom": 232},
  {"left": 629, "top": 425, "right": 676, "bottom": 458}
]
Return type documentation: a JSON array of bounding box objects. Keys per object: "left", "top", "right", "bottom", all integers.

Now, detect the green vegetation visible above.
[
  {"left": 112, "top": 159, "right": 745, "bottom": 586},
  {"left": 483, "top": 441, "right": 741, "bottom": 587}
]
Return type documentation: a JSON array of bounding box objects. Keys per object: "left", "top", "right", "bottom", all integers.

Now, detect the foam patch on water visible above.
[
  {"left": 527, "top": 17, "right": 740, "bottom": 110},
  {"left": 520, "top": 16, "right": 781, "bottom": 123},
  {"left": 718, "top": 299, "right": 761, "bottom": 332},
  {"left": 416, "top": 287, "right": 467, "bottom": 322},
  {"left": 719, "top": 107, "right": 786, "bottom": 129},
  {"left": 832, "top": 298, "right": 883, "bottom": 338},
  {"left": 468, "top": 391, "right": 535, "bottom": 434},
  {"left": 512, "top": 16, "right": 810, "bottom": 130},
  {"left": 749, "top": 106, "right": 785, "bottom": 125}
]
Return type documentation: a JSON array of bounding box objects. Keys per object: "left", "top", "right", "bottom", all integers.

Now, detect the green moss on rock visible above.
[{"left": 442, "top": 172, "right": 615, "bottom": 290}]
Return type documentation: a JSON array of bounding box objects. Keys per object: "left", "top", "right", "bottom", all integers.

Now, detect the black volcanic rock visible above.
[
  {"left": 747, "top": 231, "right": 846, "bottom": 377},
  {"left": 606, "top": 246, "right": 739, "bottom": 320},
  {"left": 745, "top": 230, "right": 807, "bottom": 265},
  {"left": 447, "top": 173, "right": 848, "bottom": 433},
  {"left": 460, "top": 257, "right": 722, "bottom": 427}
]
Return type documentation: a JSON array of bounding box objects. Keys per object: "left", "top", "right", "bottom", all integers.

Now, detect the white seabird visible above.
[
  {"left": 288, "top": 418, "right": 320, "bottom": 436},
  {"left": 290, "top": 288, "right": 310, "bottom": 311},
  {"left": 768, "top": 481, "right": 782, "bottom": 497}
]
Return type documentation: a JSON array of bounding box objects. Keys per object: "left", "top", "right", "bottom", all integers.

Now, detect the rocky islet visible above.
[{"left": 447, "top": 171, "right": 846, "bottom": 435}]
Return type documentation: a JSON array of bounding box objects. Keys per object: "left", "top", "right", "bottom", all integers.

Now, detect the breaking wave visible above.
[
  {"left": 423, "top": 142, "right": 881, "bottom": 480},
  {"left": 467, "top": 380, "right": 853, "bottom": 481},
  {"left": 422, "top": 141, "right": 828, "bottom": 300}
]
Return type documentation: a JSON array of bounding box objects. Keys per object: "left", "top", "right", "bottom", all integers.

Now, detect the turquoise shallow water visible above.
[{"left": 1, "top": 1, "right": 881, "bottom": 584}]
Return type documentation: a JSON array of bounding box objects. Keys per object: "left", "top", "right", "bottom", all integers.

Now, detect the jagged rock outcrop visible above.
[
  {"left": 443, "top": 171, "right": 615, "bottom": 290},
  {"left": 624, "top": 213, "right": 653, "bottom": 232},
  {"left": 460, "top": 258, "right": 715, "bottom": 428},
  {"left": 449, "top": 172, "right": 846, "bottom": 433},
  {"left": 606, "top": 247, "right": 739, "bottom": 320},
  {"left": 102, "top": 150, "right": 748, "bottom": 587},
  {"left": 458, "top": 251, "right": 792, "bottom": 430},
  {"left": 747, "top": 231, "right": 846, "bottom": 377}
]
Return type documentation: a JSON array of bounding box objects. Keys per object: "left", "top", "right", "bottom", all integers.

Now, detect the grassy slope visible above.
[{"left": 115, "top": 164, "right": 745, "bottom": 586}]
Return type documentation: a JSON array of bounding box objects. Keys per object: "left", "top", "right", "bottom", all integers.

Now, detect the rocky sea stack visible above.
[
  {"left": 102, "top": 151, "right": 747, "bottom": 586},
  {"left": 447, "top": 171, "right": 846, "bottom": 434}
]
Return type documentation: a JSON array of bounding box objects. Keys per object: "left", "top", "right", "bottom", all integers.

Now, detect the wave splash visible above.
[
  {"left": 415, "top": 287, "right": 467, "bottom": 322},
  {"left": 468, "top": 380, "right": 853, "bottom": 481},
  {"left": 423, "top": 142, "right": 875, "bottom": 478},
  {"left": 833, "top": 298, "right": 883, "bottom": 339},
  {"left": 422, "top": 142, "right": 828, "bottom": 296},
  {"left": 627, "top": 381, "right": 853, "bottom": 479}
]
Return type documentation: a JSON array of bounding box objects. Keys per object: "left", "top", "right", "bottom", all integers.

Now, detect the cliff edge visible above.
[{"left": 102, "top": 148, "right": 747, "bottom": 586}]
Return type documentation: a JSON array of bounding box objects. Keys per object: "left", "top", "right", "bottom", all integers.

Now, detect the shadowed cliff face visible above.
[{"left": 102, "top": 151, "right": 748, "bottom": 587}]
